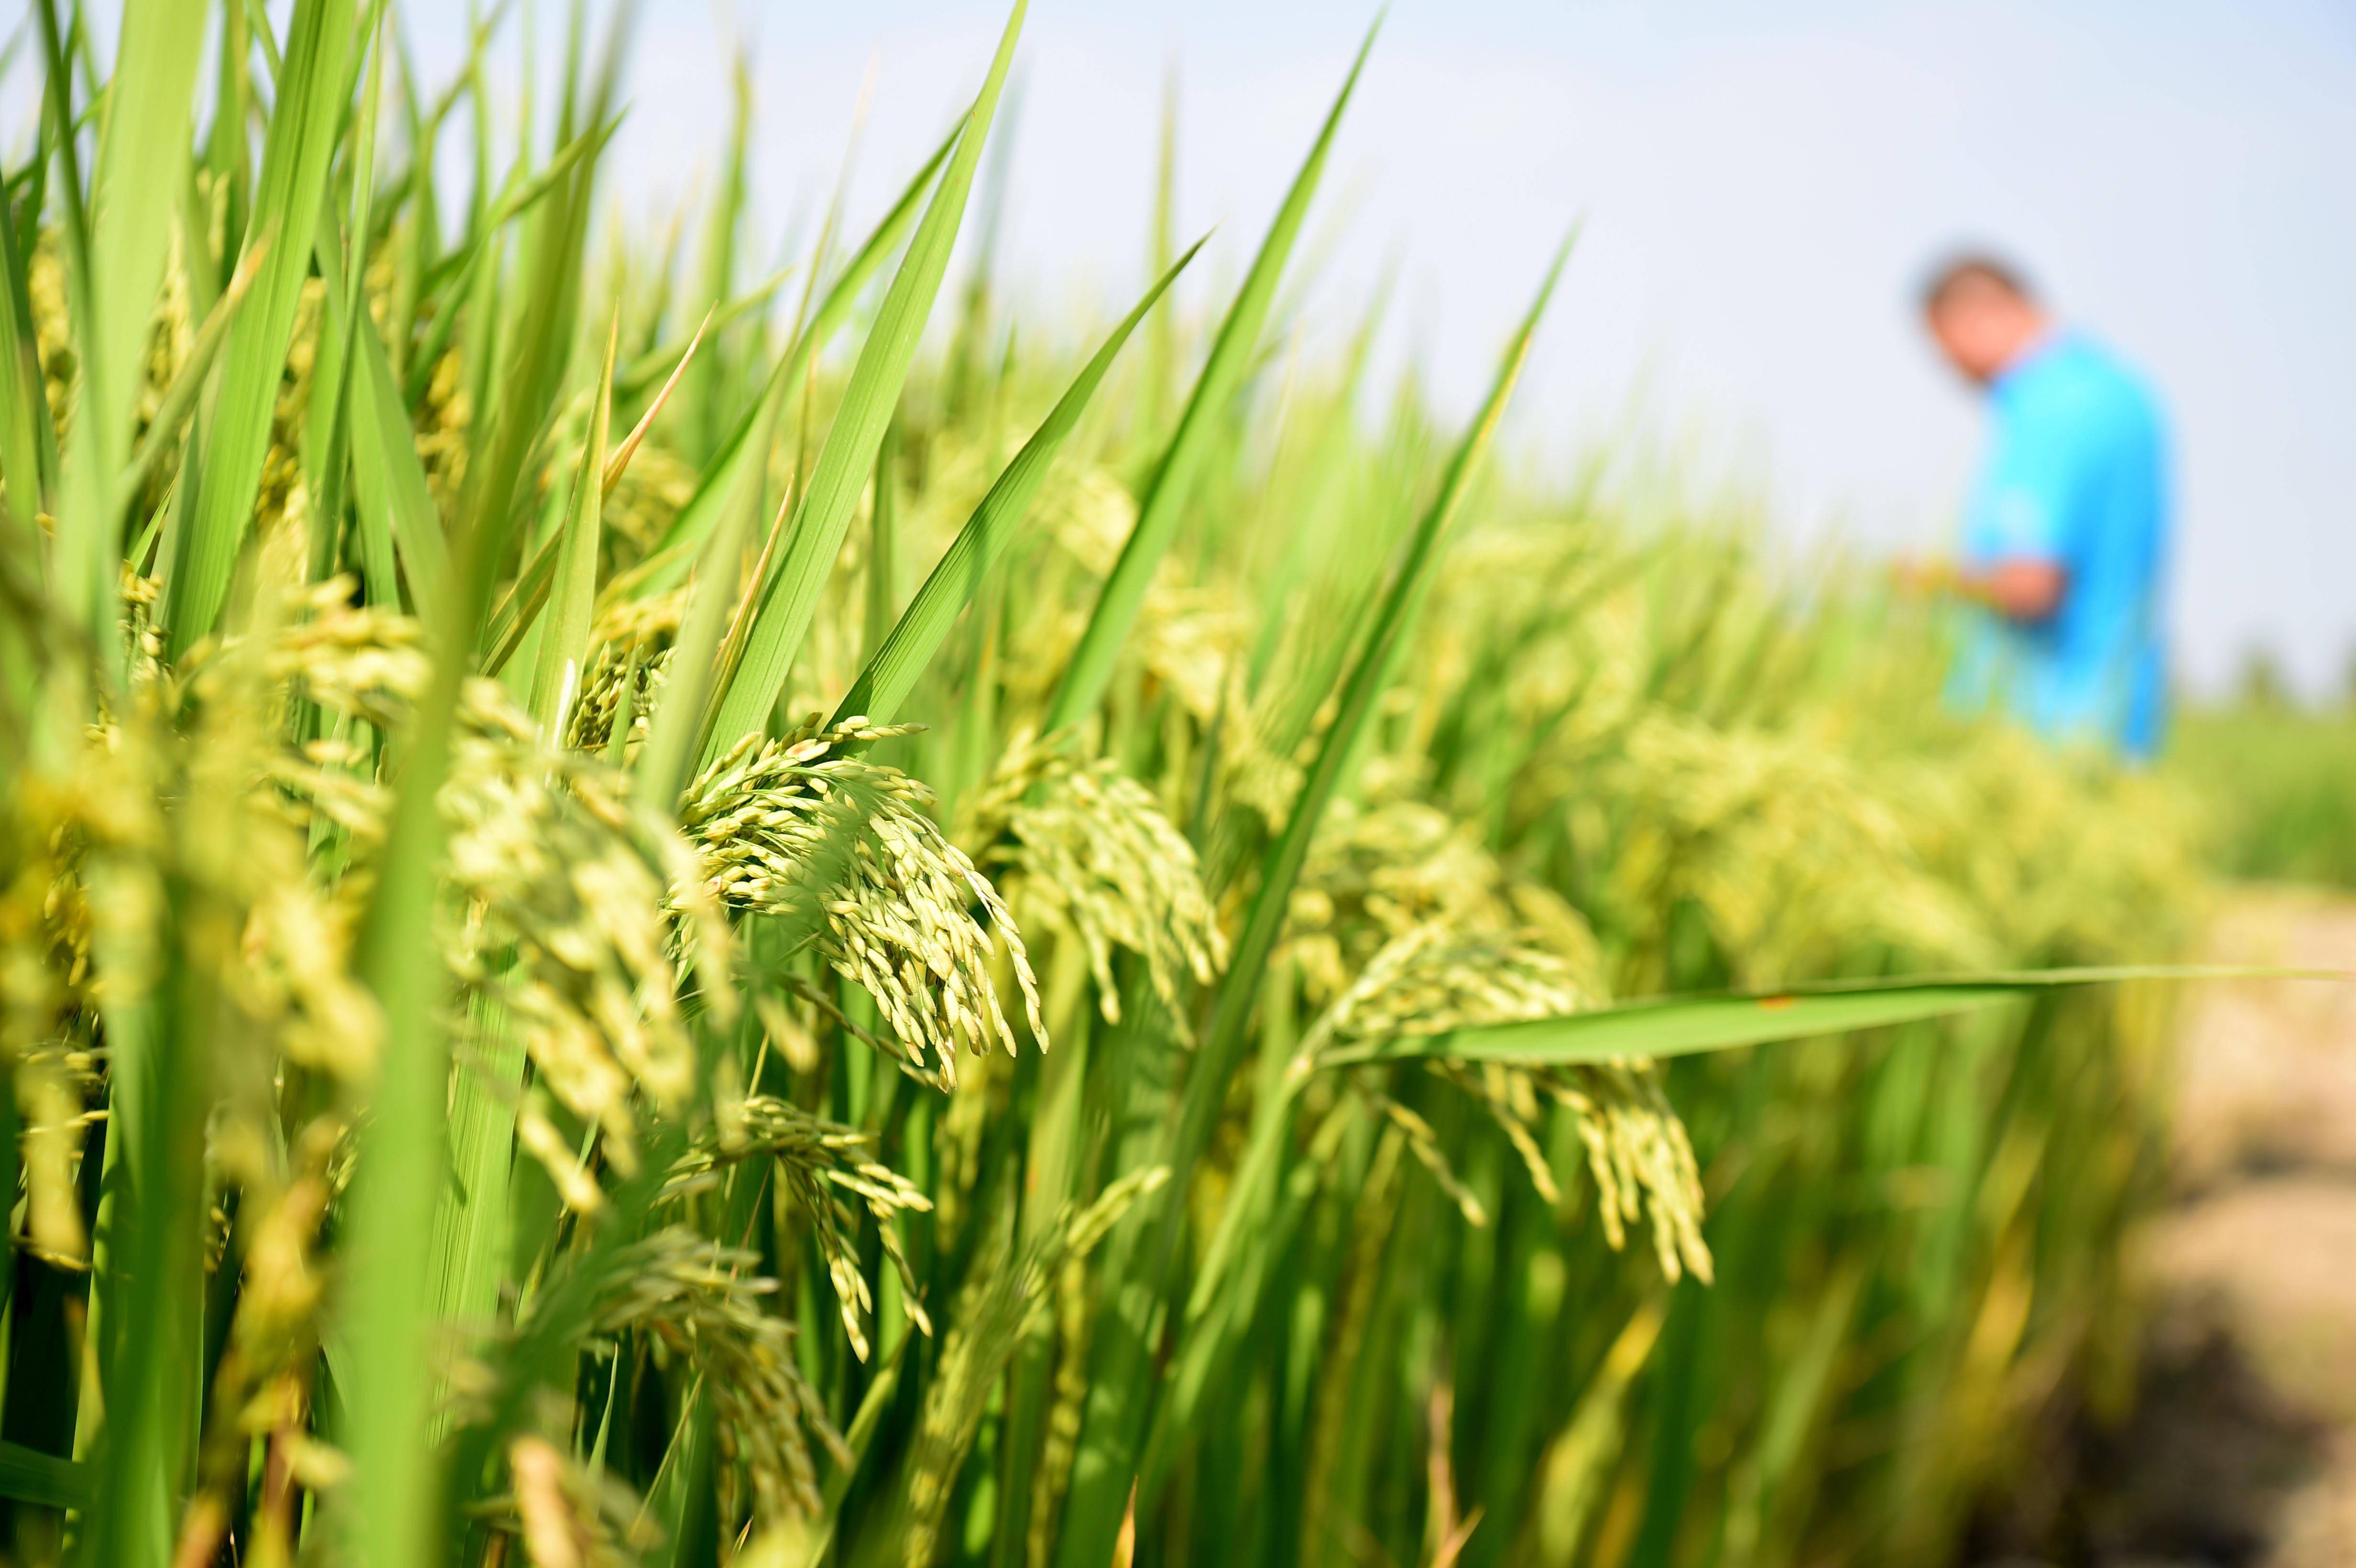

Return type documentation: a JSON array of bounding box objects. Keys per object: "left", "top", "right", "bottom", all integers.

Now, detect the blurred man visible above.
[{"left": 1919, "top": 254, "right": 2172, "bottom": 759}]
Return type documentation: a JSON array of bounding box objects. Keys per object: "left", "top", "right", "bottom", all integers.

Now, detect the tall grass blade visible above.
[
  {"left": 344, "top": 262, "right": 453, "bottom": 617},
  {"left": 304, "top": 6, "right": 389, "bottom": 587},
  {"left": 698, "top": 2, "right": 1026, "bottom": 762},
  {"left": 830, "top": 235, "right": 1204, "bottom": 729},
  {"left": 160, "top": 0, "right": 357, "bottom": 655},
  {"left": 630, "top": 123, "right": 959, "bottom": 588},
  {"left": 1321, "top": 966, "right": 2324, "bottom": 1067},
  {"left": 342, "top": 21, "right": 615, "bottom": 1568},
  {"left": 51, "top": 0, "right": 206, "bottom": 638},
  {"left": 1056, "top": 235, "right": 1566, "bottom": 1566},
  {"left": 481, "top": 316, "right": 697, "bottom": 675},
  {"left": 1043, "top": 22, "right": 1376, "bottom": 734},
  {"left": 606, "top": 309, "right": 707, "bottom": 492},
  {"left": 1140, "top": 61, "right": 1180, "bottom": 441},
  {"left": 29, "top": 0, "right": 96, "bottom": 629},
  {"left": 528, "top": 318, "right": 616, "bottom": 730},
  {"left": 341, "top": 557, "right": 464, "bottom": 1568},
  {"left": 683, "top": 57, "right": 750, "bottom": 461},
  {"left": 400, "top": 116, "right": 620, "bottom": 407},
  {"left": 120, "top": 237, "right": 268, "bottom": 509},
  {"left": 633, "top": 396, "right": 780, "bottom": 810},
  {"left": 0, "top": 173, "right": 58, "bottom": 540}
]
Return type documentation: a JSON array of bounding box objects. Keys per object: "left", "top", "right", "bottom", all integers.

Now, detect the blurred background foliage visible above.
[{"left": 2168, "top": 690, "right": 2356, "bottom": 893}]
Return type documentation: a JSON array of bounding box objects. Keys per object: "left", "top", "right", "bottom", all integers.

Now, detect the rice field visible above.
[
  {"left": 0, "top": 4, "right": 2213, "bottom": 1566},
  {"left": 2168, "top": 704, "right": 2356, "bottom": 892}
]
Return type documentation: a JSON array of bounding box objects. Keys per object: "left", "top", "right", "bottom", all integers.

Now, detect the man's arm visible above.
[
  {"left": 1899, "top": 556, "right": 2068, "bottom": 624},
  {"left": 1948, "top": 402, "right": 2083, "bottom": 624},
  {"left": 1962, "top": 557, "right": 2068, "bottom": 623}
]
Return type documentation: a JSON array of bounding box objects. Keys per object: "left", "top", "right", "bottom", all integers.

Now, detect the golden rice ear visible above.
[
  {"left": 588, "top": 1226, "right": 848, "bottom": 1527},
  {"left": 963, "top": 729, "right": 1224, "bottom": 1038},
  {"left": 679, "top": 723, "right": 1045, "bottom": 1086}
]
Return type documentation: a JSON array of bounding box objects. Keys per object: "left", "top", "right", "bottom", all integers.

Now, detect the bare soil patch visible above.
[{"left": 1973, "top": 889, "right": 2356, "bottom": 1568}]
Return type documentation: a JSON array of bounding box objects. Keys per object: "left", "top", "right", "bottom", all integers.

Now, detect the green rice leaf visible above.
[
  {"left": 342, "top": 589, "right": 461, "bottom": 1568},
  {"left": 303, "top": 5, "right": 389, "bottom": 590},
  {"left": 1187, "top": 237, "right": 1570, "bottom": 1218},
  {"left": 396, "top": 117, "right": 622, "bottom": 408},
  {"left": 0, "top": 1440, "right": 90, "bottom": 1511},
  {"left": 697, "top": 1, "right": 1027, "bottom": 763},
  {"left": 829, "top": 233, "right": 1206, "bottom": 730},
  {"left": 27, "top": 0, "right": 96, "bottom": 630},
  {"left": 1318, "top": 966, "right": 2348, "bottom": 1067},
  {"left": 54, "top": 0, "right": 207, "bottom": 625},
  {"left": 343, "top": 264, "right": 453, "bottom": 619},
  {"left": 681, "top": 56, "right": 751, "bottom": 460},
  {"left": 1043, "top": 20, "right": 1377, "bottom": 733},
  {"left": 419, "top": 112, "right": 618, "bottom": 298},
  {"left": 1054, "top": 235, "right": 1566, "bottom": 1568},
  {"left": 482, "top": 314, "right": 699, "bottom": 676},
  {"left": 605, "top": 308, "right": 708, "bottom": 493},
  {"left": 120, "top": 237, "right": 268, "bottom": 511},
  {"left": 632, "top": 384, "right": 784, "bottom": 812},
  {"left": 0, "top": 171, "right": 58, "bottom": 539},
  {"left": 626, "top": 123, "right": 960, "bottom": 593},
  {"left": 528, "top": 317, "right": 616, "bottom": 732},
  {"left": 613, "top": 266, "right": 781, "bottom": 401},
  {"left": 160, "top": 0, "right": 357, "bottom": 656}
]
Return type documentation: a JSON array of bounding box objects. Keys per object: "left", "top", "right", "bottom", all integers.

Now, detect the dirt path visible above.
[
  {"left": 2139, "top": 892, "right": 2356, "bottom": 1566},
  {"left": 1983, "top": 890, "right": 2356, "bottom": 1566}
]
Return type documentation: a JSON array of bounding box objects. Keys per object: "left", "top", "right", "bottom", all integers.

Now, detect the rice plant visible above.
[
  {"left": 0, "top": 4, "right": 2205, "bottom": 1567},
  {"left": 2169, "top": 702, "right": 2356, "bottom": 889}
]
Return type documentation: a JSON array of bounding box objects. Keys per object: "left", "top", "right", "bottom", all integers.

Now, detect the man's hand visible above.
[
  {"left": 1891, "top": 555, "right": 2067, "bottom": 625},
  {"left": 1978, "top": 558, "right": 2068, "bottom": 623}
]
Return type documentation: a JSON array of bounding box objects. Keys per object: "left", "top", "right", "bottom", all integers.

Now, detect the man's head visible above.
[{"left": 1920, "top": 253, "right": 2048, "bottom": 387}]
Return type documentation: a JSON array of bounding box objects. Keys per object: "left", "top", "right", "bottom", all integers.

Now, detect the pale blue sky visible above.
[{"left": 15, "top": 2, "right": 2355, "bottom": 696}]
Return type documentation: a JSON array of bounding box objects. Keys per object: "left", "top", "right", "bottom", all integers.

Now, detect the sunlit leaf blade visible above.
[
  {"left": 448, "top": 44, "right": 613, "bottom": 632},
  {"left": 483, "top": 314, "right": 700, "bottom": 675},
  {"left": 344, "top": 274, "right": 452, "bottom": 619},
  {"left": 397, "top": 117, "right": 622, "bottom": 407},
  {"left": 120, "top": 236, "right": 268, "bottom": 509},
  {"left": 1057, "top": 230, "right": 1570, "bottom": 1568},
  {"left": 0, "top": 174, "right": 59, "bottom": 542},
  {"left": 27, "top": 0, "right": 96, "bottom": 624},
  {"left": 303, "top": 9, "right": 387, "bottom": 591},
  {"left": 681, "top": 57, "right": 751, "bottom": 460},
  {"left": 529, "top": 319, "right": 617, "bottom": 732},
  {"left": 69, "top": 15, "right": 272, "bottom": 1546},
  {"left": 160, "top": 0, "right": 357, "bottom": 656},
  {"left": 51, "top": 0, "right": 206, "bottom": 633},
  {"left": 1320, "top": 966, "right": 2351, "bottom": 1067},
  {"left": 830, "top": 233, "right": 1205, "bottom": 730},
  {"left": 1043, "top": 19, "right": 1377, "bottom": 734},
  {"left": 614, "top": 269, "right": 778, "bottom": 402},
  {"left": 697, "top": 1, "right": 1027, "bottom": 763},
  {"left": 1140, "top": 62, "right": 1180, "bottom": 439},
  {"left": 631, "top": 123, "right": 960, "bottom": 588},
  {"left": 340, "top": 488, "right": 462, "bottom": 1568},
  {"left": 1195, "top": 238, "right": 1569, "bottom": 1231},
  {"left": 633, "top": 392, "right": 783, "bottom": 811},
  {"left": 342, "top": 18, "right": 619, "bottom": 1568},
  {"left": 605, "top": 309, "right": 706, "bottom": 494},
  {"left": 419, "top": 114, "right": 617, "bottom": 294}
]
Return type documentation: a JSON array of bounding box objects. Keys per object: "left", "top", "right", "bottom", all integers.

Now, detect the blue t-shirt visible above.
[{"left": 1950, "top": 332, "right": 2172, "bottom": 759}]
